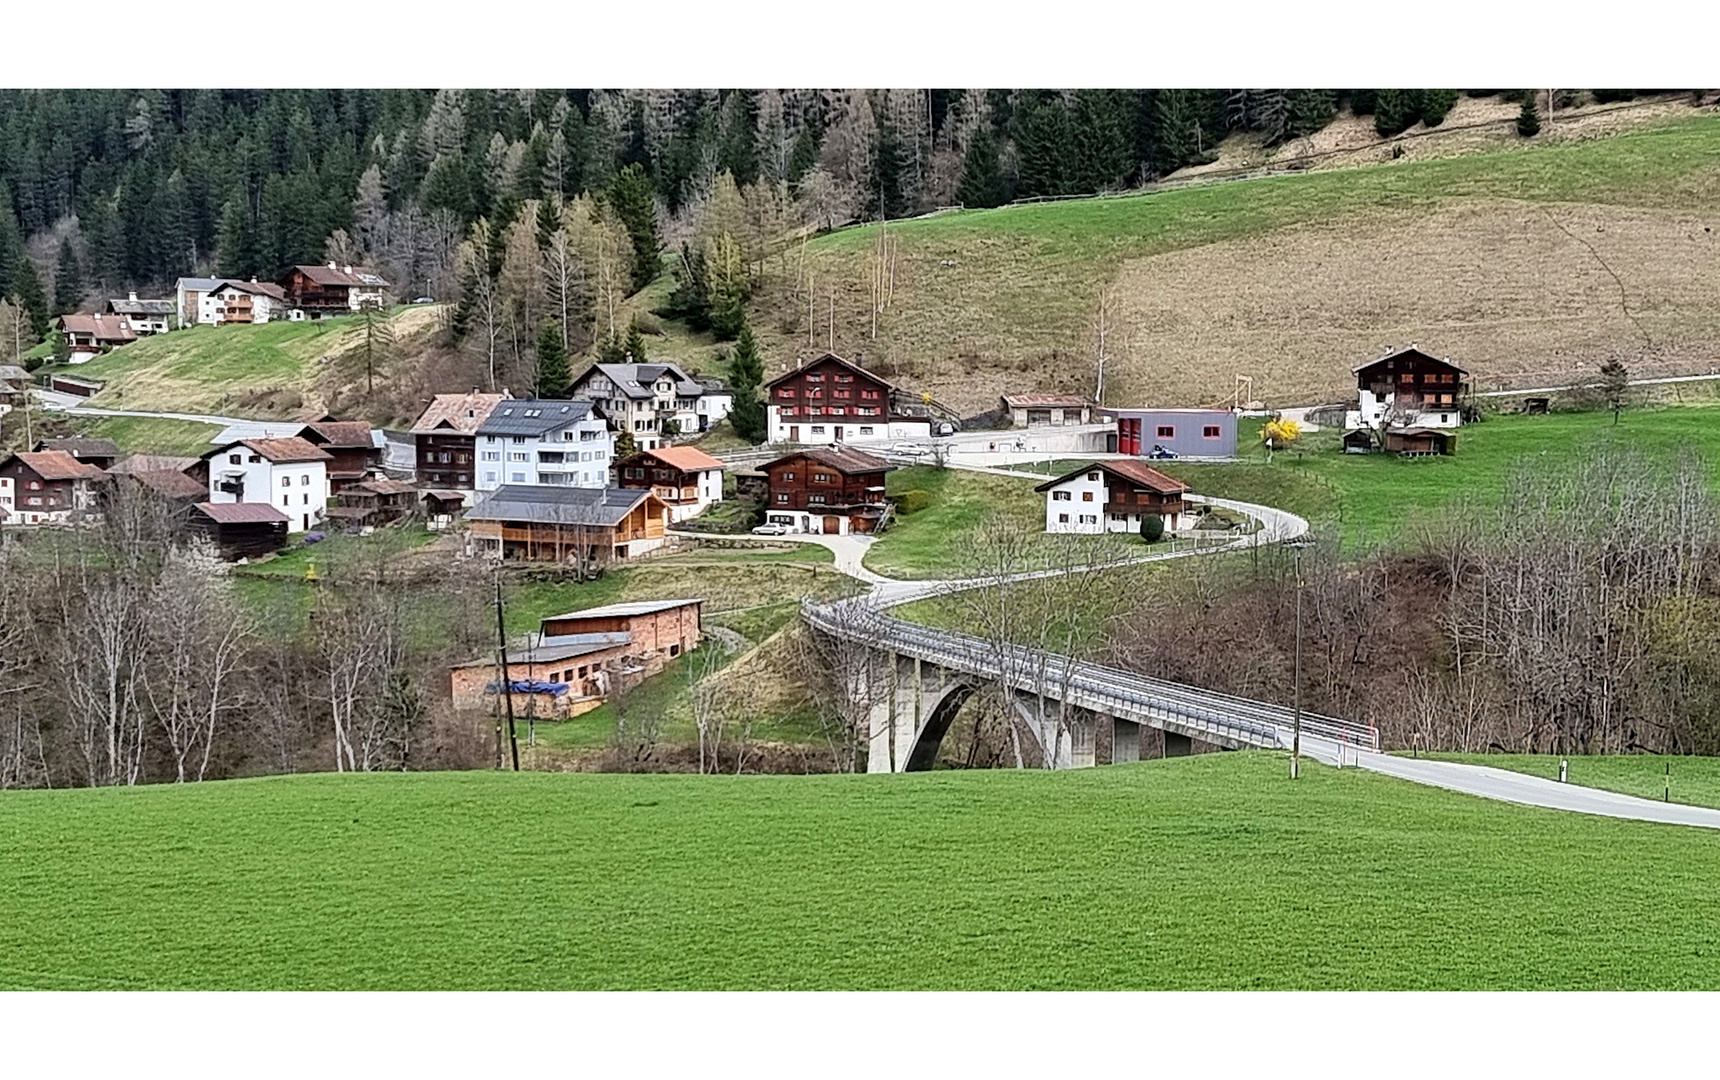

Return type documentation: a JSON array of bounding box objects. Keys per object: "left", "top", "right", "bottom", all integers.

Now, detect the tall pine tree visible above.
[
  {"left": 607, "top": 164, "right": 662, "bottom": 293},
  {"left": 726, "top": 321, "right": 767, "bottom": 444},
  {"left": 53, "top": 238, "right": 82, "bottom": 315},
  {"left": 956, "top": 128, "right": 1006, "bottom": 208},
  {"left": 11, "top": 256, "right": 50, "bottom": 341},
  {"left": 534, "top": 319, "right": 571, "bottom": 397}
]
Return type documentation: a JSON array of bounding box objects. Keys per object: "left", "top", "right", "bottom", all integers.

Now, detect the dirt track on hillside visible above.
[{"left": 1102, "top": 199, "right": 1720, "bottom": 408}]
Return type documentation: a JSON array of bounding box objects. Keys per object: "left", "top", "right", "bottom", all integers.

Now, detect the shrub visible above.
[
  {"left": 895, "top": 490, "right": 932, "bottom": 515},
  {"left": 1140, "top": 514, "right": 1165, "bottom": 543},
  {"left": 1420, "top": 89, "right": 1458, "bottom": 127},
  {"left": 1517, "top": 94, "right": 1542, "bottom": 138}
]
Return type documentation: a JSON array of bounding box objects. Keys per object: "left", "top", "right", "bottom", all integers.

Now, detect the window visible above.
[
  {"left": 511, "top": 472, "right": 526, "bottom": 483},
  {"left": 860, "top": 389, "right": 879, "bottom": 400},
  {"left": 1052, "top": 491, "right": 1072, "bottom": 501},
  {"left": 561, "top": 431, "right": 574, "bottom": 441},
  {"left": 302, "top": 493, "right": 310, "bottom": 505},
  {"left": 809, "top": 407, "right": 823, "bottom": 416},
  {"left": 810, "top": 425, "right": 825, "bottom": 435},
  {"left": 249, "top": 454, "right": 262, "bottom": 464},
  {"left": 1058, "top": 513, "right": 1069, "bottom": 524},
  {"left": 776, "top": 493, "right": 789, "bottom": 503},
  {"left": 483, "top": 471, "right": 497, "bottom": 482},
  {"left": 1157, "top": 425, "right": 1175, "bottom": 438},
  {"left": 511, "top": 436, "right": 526, "bottom": 444},
  {"left": 1441, "top": 414, "right": 1451, "bottom": 424},
  {"left": 858, "top": 426, "right": 874, "bottom": 435},
  {"left": 782, "top": 471, "right": 796, "bottom": 481},
  {"left": 509, "top": 452, "right": 529, "bottom": 462},
  {"left": 1079, "top": 514, "right": 1098, "bottom": 525},
  {"left": 1203, "top": 425, "right": 1221, "bottom": 438},
  {"left": 805, "top": 373, "right": 823, "bottom": 382},
  {"left": 777, "top": 388, "right": 795, "bottom": 399},
  {"left": 833, "top": 389, "right": 851, "bottom": 399},
  {"left": 835, "top": 373, "right": 852, "bottom": 383},
  {"left": 809, "top": 493, "right": 826, "bottom": 504},
  {"left": 829, "top": 407, "right": 846, "bottom": 416},
  {"left": 281, "top": 495, "right": 289, "bottom": 507},
  {"left": 1087, "top": 472, "right": 1099, "bottom": 481},
  {"left": 813, "top": 472, "right": 833, "bottom": 483},
  {"left": 228, "top": 454, "right": 241, "bottom": 465},
  {"left": 301, "top": 474, "right": 310, "bottom": 485},
  {"left": 625, "top": 467, "right": 644, "bottom": 479},
  {"left": 482, "top": 451, "right": 500, "bottom": 461},
  {"left": 485, "top": 435, "right": 496, "bottom": 443},
  {"left": 1081, "top": 491, "right": 1094, "bottom": 502},
  {"left": 281, "top": 476, "right": 291, "bottom": 488},
  {"left": 578, "top": 665, "right": 588, "bottom": 678}
]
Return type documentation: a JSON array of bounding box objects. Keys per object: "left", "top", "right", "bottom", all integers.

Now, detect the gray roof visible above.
[
  {"left": 109, "top": 297, "right": 175, "bottom": 315},
  {"left": 465, "top": 485, "right": 656, "bottom": 528},
  {"left": 545, "top": 598, "right": 703, "bottom": 621},
  {"left": 176, "top": 277, "right": 229, "bottom": 292},
  {"left": 583, "top": 363, "right": 704, "bottom": 400},
  {"left": 0, "top": 365, "right": 30, "bottom": 384},
  {"left": 453, "top": 631, "right": 633, "bottom": 668},
  {"left": 476, "top": 399, "right": 597, "bottom": 437}
]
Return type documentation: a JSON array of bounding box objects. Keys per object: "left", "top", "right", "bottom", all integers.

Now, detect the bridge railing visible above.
[{"left": 802, "top": 598, "right": 1381, "bottom": 753}]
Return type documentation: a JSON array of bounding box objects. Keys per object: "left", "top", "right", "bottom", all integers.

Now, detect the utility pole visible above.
[
  {"left": 1287, "top": 538, "right": 1314, "bottom": 779},
  {"left": 493, "top": 576, "right": 520, "bottom": 771}
]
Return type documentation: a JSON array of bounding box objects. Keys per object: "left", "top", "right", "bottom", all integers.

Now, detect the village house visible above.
[
  {"left": 34, "top": 437, "right": 121, "bottom": 470},
  {"left": 615, "top": 444, "right": 726, "bottom": 523},
  {"left": 410, "top": 391, "right": 508, "bottom": 495},
  {"left": 297, "top": 420, "right": 381, "bottom": 492},
  {"left": 203, "top": 279, "right": 291, "bottom": 325},
  {"left": 282, "top": 263, "right": 391, "bottom": 316},
  {"left": 1101, "top": 408, "right": 1238, "bottom": 458},
  {"left": 0, "top": 450, "right": 107, "bottom": 525},
  {"left": 464, "top": 484, "right": 670, "bottom": 563},
  {"left": 328, "top": 477, "right": 420, "bottom": 530},
  {"left": 174, "top": 277, "right": 225, "bottom": 327},
  {"left": 1001, "top": 394, "right": 1094, "bottom": 428},
  {"left": 107, "top": 454, "right": 205, "bottom": 508},
  {"left": 764, "top": 352, "right": 934, "bottom": 446},
  {"left": 1035, "top": 460, "right": 1191, "bottom": 535},
  {"left": 761, "top": 445, "right": 892, "bottom": 535},
  {"left": 199, "top": 437, "right": 331, "bottom": 534},
  {"left": 105, "top": 292, "right": 175, "bottom": 335},
  {"left": 449, "top": 599, "right": 704, "bottom": 716},
  {"left": 56, "top": 312, "right": 136, "bottom": 362},
  {"left": 474, "top": 399, "right": 614, "bottom": 493},
  {"left": 0, "top": 365, "right": 28, "bottom": 417},
  {"left": 189, "top": 501, "right": 290, "bottom": 560},
  {"left": 1345, "top": 346, "right": 1469, "bottom": 434},
  {"left": 568, "top": 361, "right": 731, "bottom": 450}
]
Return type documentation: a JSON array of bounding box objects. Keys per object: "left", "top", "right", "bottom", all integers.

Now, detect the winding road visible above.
[{"left": 773, "top": 468, "right": 1720, "bottom": 830}]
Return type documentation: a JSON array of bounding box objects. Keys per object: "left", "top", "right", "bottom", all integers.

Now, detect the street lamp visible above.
[{"left": 1284, "top": 537, "right": 1316, "bottom": 779}]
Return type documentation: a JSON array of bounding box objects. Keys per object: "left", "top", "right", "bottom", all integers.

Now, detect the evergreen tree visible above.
[
  {"left": 50, "top": 326, "right": 71, "bottom": 365},
  {"left": 726, "top": 321, "right": 768, "bottom": 444},
  {"left": 534, "top": 196, "right": 561, "bottom": 250},
  {"left": 1599, "top": 356, "right": 1630, "bottom": 424},
  {"left": 623, "top": 317, "right": 648, "bottom": 363},
  {"left": 956, "top": 128, "right": 1007, "bottom": 208},
  {"left": 1151, "top": 90, "right": 1214, "bottom": 174},
  {"left": 1374, "top": 89, "right": 1418, "bottom": 136},
  {"left": 1287, "top": 90, "right": 1337, "bottom": 140},
  {"left": 1069, "top": 90, "right": 1134, "bottom": 191},
  {"left": 1014, "top": 96, "right": 1071, "bottom": 198},
  {"left": 420, "top": 154, "right": 474, "bottom": 219},
  {"left": 1517, "top": 93, "right": 1542, "bottom": 137},
  {"left": 614, "top": 428, "right": 638, "bottom": 459},
  {"left": 1348, "top": 90, "right": 1378, "bottom": 116},
  {"left": 1420, "top": 89, "right": 1458, "bottom": 127},
  {"left": 786, "top": 123, "right": 821, "bottom": 184},
  {"left": 534, "top": 319, "right": 571, "bottom": 397},
  {"left": 704, "top": 232, "right": 748, "bottom": 340},
  {"left": 659, "top": 242, "right": 713, "bottom": 331},
  {"left": 607, "top": 164, "right": 662, "bottom": 292},
  {"left": 52, "top": 238, "right": 82, "bottom": 315},
  {"left": 0, "top": 191, "right": 22, "bottom": 300},
  {"left": 598, "top": 332, "right": 627, "bottom": 365},
  {"left": 11, "top": 256, "right": 50, "bottom": 341}
]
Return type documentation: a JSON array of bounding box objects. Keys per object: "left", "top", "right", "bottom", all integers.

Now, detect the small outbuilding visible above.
[
  {"left": 1341, "top": 429, "right": 1376, "bottom": 454},
  {"left": 190, "top": 501, "right": 290, "bottom": 560},
  {"left": 1383, "top": 427, "right": 1456, "bottom": 456}
]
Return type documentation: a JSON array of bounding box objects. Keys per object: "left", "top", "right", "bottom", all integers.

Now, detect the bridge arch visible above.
[{"left": 902, "top": 679, "right": 978, "bottom": 771}]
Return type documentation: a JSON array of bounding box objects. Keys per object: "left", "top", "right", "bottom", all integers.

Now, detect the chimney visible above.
[
  {"left": 128, "top": 290, "right": 138, "bottom": 302},
  {"left": 343, "top": 264, "right": 353, "bottom": 276},
  {"left": 250, "top": 276, "right": 258, "bottom": 284},
  {"left": 328, "top": 261, "right": 338, "bottom": 270}
]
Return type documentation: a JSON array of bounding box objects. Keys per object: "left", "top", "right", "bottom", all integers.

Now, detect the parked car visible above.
[
  {"left": 1148, "top": 444, "right": 1179, "bottom": 459},
  {"left": 935, "top": 422, "right": 957, "bottom": 437},
  {"left": 412, "top": 296, "right": 436, "bottom": 304},
  {"left": 751, "top": 522, "right": 790, "bottom": 536},
  {"left": 892, "top": 443, "right": 930, "bottom": 457}
]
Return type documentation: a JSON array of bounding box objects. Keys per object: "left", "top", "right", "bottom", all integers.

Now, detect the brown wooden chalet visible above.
[
  {"left": 190, "top": 502, "right": 290, "bottom": 560},
  {"left": 465, "top": 485, "right": 670, "bottom": 563},
  {"left": 765, "top": 352, "right": 933, "bottom": 443},
  {"left": 107, "top": 454, "right": 205, "bottom": 507},
  {"left": 57, "top": 312, "right": 136, "bottom": 355},
  {"left": 1353, "top": 346, "right": 1469, "bottom": 424},
  {"left": 615, "top": 444, "right": 725, "bottom": 517},
  {"left": 410, "top": 392, "right": 507, "bottom": 490},
  {"left": 298, "top": 420, "right": 379, "bottom": 491},
  {"left": 0, "top": 450, "right": 107, "bottom": 525},
  {"left": 329, "top": 478, "right": 419, "bottom": 530},
  {"left": 761, "top": 445, "right": 892, "bottom": 535},
  {"left": 1035, "top": 459, "right": 1190, "bottom": 533},
  {"left": 283, "top": 263, "right": 391, "bottom": 316},
  {"left": 34, "top": 437, "right": 121, "bottom": 470}
]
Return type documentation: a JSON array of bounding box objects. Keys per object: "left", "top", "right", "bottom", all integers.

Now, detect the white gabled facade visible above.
[
  {"left": 206, "top": 441, "right": 330, "bottom": 534},
  {"left": 204, "top": 281, "right": 289, "bottom": 325},
  {"left": 475, "top": 407, "right": 616, "bottom": 494},
  {"left": 1041, "top": 468, "right": 1110, "bottom": 534},
  {"left": 765, "top": 408, "right": 931, "bottom": 446}
]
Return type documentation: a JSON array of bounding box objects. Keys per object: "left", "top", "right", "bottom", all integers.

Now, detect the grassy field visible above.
[
  {"left": 7, "top": 752, "right": 1720, "bottom": 989},
  {"left": 757, "top": 114, "right": 1720, "bottom": 414},
  {"left": 1425, "top": 754, "right": 1720, "bottom": 810},
  {"left": 64, "top": 414, "right": 224, "bottom": 456}
]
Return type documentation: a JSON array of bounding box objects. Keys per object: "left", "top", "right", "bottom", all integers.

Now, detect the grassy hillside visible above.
[
  {"left": 66, "top": 415, "right": 224, "bottom": 456},
  {"left": 6, "top": 753, "right": 1720, "bottom": 989},
  {"left": 755, "top": 115, "right": 1720, "bottom": 414}
]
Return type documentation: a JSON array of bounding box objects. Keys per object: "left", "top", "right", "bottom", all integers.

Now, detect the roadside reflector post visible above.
[
  {"left": 1666, "top": 762, "right": 1671, "bottom": 803},
  {"left": 1559, "top": 759, "right": 1568, "bottom": 783}
]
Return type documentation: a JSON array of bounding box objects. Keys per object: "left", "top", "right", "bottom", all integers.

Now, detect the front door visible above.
[
  {"left": 833, "top": 425, "right": 843, "bottom": 442},
  {"left": 789, "top": 425, "right": 799, "bottom": 442},
  {"left": 823, "top": 515, "right": 841, "bottom": 535}
]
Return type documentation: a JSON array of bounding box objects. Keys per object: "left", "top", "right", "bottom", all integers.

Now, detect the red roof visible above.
[
  {"left": 1035, "top": 459, "right": 1188, "bottom": 496},
  {"left": 7, "top": 450, "right": 106, "bottom": 482},
  {"left": 57, "top": 313, "right": 137, "bottom": 344},
  {"left": 205, "top": 437, "right": 332, "bottom": 465},
  {"left": 293, "top": 263, "right": 391, "bottom": 289},
  {"left": 764, "top": 445, "right": 893, "bottom": 476},
  {"left": 194, "top": 502, "right": 289, "bottom": 524},
  {"left": 304, "top": 420, "right": 374, "bottom": 449},
  {"left": 635, "top": 445, "right": 726, "bottom": 472}
]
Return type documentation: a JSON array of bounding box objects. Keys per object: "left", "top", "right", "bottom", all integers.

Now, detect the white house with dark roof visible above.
[
  {"left": 568, "top": 362, "right": 732, "bottom": 450},
  {"left": 204, "top": 279, "right": 291, "bottom": 324},
  {"left": 474, "top": 399, "right": 615, "bottom": 493},
  {"left": 106, "top": 292, "right": 175, "bottom": 335},
  {"left": 201, "top": 436, "right": 332, "bottom": 534}
]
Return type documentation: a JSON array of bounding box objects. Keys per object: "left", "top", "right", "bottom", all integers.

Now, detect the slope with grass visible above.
[
  {"left": 755, "top": 115, "right": 1720, "bottom": 415},
  {"left": 6, "top": 753, "right": 1720, "bottom": 990},
  {"left": 65, "top": 414, "right": 224, "bottom": 457}
]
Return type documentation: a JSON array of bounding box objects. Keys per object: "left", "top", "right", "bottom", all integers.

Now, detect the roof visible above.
[
  {"left": 1352, "top": 346, "right": 1468, "bottom": 376},
  {"left": 57, "top": 313, "right": 137, "bottom": 343},
  {"left": 628, "top": 445, "right": 726, "bottom": 473},
  {"left": 193, "top": 502, "right": 289, "bottom": 525},
  {"left": 206, "top": 437, "right": 333, "bottom": 465},
  {"left": 212, "top": 279, "right": 288, "bottom": 301},
  {"left": 764, "top": 352, "right": 898, "bottom": 392},
  {"left": 35, "top": 437, "right": 121, "bottom": 459},
  {"left": 453, "top": 632, "right": 633, "bottom": 669},
  {"left": 0, "top": 364, "right": 29, "bottom": 384},
  {"left": 127, "top": 469, "right": 207, "bottom": 500},
  {"left": 293, "top": 264, "right": 392, "bottom": 289},
  {"left": 1103, "top": 407, "right": 1236, "bottom": 416},
  {"left": 580, "top": 363, "right": 704, "bottom": 400},
  {"left": 1391, "top": 427, "right": 1454, "bottom": 438},
  {"left": 1002, "top": 394, "right": 1091, "bottom": 409},
  {"left": 176, "top": 277, "right": 228, "bottom": 292},
  {"left": 108, "top": 454, "right": 198, "bottom": 476},
  {"left": 544, "top": 598, "right": 703, "bottom": 622},
  {"left": 411, "top": 392, "right": 509, "bottom": 435},
  {"left": 348, "top": 478, "right": 418, "bottom": 497},
  {"left": 4, "top": 450, "right": 106, "bottom": 482},
  {"left": 1035, "top": 459, "right": 1189, "bottom": 496},
  {"left": 465, "top": 485, "right": 658, "bottom": 528},
  {"left": 476, "top": 399, "right": 597, "bottom": 437},
  {"left": 107, "top": 297, "right": 174, "bottom": 315},
  {"left": 303, "top": 420, "right": 375, "bottom": 449},
  {"left": 764, "top": 445, "right": 893, "bottom": 476}
]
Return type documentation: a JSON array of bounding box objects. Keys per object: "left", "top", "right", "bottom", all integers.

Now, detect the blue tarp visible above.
[{"left": 486, "top": 679, "right": 571, "bottom": 697}]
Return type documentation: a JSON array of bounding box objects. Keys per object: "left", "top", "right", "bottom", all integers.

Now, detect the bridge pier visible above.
[
  {"left": 1164, "top": 730, "right": 1193, "bottom": 758},
  {"left": 1111, "top": 717, "right": 1140, "bottom": 764}
]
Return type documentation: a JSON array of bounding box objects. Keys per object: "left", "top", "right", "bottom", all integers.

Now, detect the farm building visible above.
[
  {"left": 465, "top": 485, "right": 670, "bottom": 563},
  {"left": 1346, "top": 346, "right": 1469, "bottom": 432},
  {"left": 1100, "top": 408, "right": 1237, "bottom": 458},
  {"left": 449, "top": 632, "right": 636, "bottom": 717},
  {"left": 540, "top": 598, "right": 704, "bottom": 657},
  {"left": 329, "top": 478, "right": 420, "bottom": 530},
  {"left": 189, "top": 502, "right": 289, "bottom": 560},
  {"left": 1035, "top": 460, "right": 1190, "bottom": 535},
  {"left": 34, "top": 437, "right": 121, "bottom": 470},
  {"left": 1384, "top": 427, "right": 1457, "bottom": 456},
  {"left": 1001, "top": 394, "right": 1094, "bottom": 428}
]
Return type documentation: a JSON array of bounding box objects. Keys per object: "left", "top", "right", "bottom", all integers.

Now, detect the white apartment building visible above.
[
  {"left": 203, "top": 437, "right": 332, "bottom": 534},
  {"left": 569, "top": 362, "right": 732, "bottom": 451},
  {"left": 474, "top": 400, "right": 616, "bottom": 493}
]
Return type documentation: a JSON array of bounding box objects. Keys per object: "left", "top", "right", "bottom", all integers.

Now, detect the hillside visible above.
[
  {"left": 753, "top": 112, "right": 1720, "bottom": 415},
  {"left": 4, "top": 753, "right": 1720, "bottom": 990}
]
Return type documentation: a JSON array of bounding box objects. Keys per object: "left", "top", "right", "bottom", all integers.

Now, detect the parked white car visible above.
[
  {"left": 892, "top": 443, "right": 929, "bottom": 457},
  {"left": 751, "top": 522, "right": 790, "bottom": 536}
]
